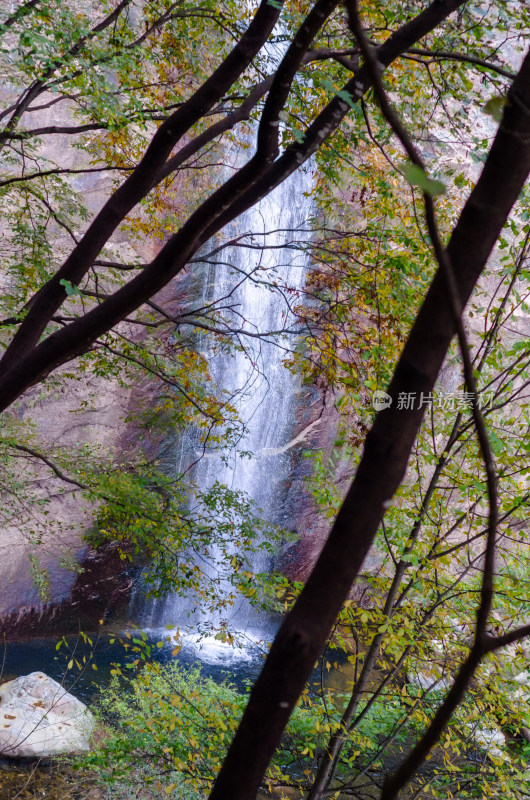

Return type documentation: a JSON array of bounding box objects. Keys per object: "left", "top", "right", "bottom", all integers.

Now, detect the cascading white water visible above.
[
  {"left": 137, "top": 160, "right": 314, "bottom": 662},
  {"left": 133, "top": 20, "right": 314, "bottom": 660}
]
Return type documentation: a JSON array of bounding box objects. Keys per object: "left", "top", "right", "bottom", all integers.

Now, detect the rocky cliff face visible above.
[
  {"left": 0, "top": 88, "right": 188, "bottom": 635},
  {"left": 275, "top": 382, "right": 381, "bottom": 588},
  {"left": 4, "top": 40, "right": 527, "bottom": 640},
  {"left": 0, "top": 261, "right": 198, "bottom": 637},
  {"left": 0, "top": 372, "right": 135, "bottom": 633},
  {"left": 0, "top": 275, "right": 201, "bottom": 637}
]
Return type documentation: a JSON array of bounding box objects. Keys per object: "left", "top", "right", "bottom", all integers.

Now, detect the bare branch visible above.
[
  {"left": 10, "top": 443, "right": 87, "bottom": 491},
  {"left": 405, "top": 47, "right": 516, "bottom": 79}
]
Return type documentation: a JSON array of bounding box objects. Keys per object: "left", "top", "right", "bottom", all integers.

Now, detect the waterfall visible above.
[{"left": 134, "top": 130, "right": 314, "bottom": 665}]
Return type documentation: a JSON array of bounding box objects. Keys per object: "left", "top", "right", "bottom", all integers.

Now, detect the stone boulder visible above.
[
  {"left": 406, "top": 668, "right": 451, "bottom": 693},
  {"left": 472, "top": 725, "right": 507, "bottom": 760},
  {"left": 0, "top": 671, "right": 94, "bottom": 757}
]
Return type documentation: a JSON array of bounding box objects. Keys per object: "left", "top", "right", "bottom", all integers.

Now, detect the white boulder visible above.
[
  {"left": 472, "top": 726, "right": 507, "bottom": 760},
  {"left": 406, "top": 669, "right": 451, "bottom": 693},
  {"left": 0, "top": 671, "right": 94, "bottom": 757}
]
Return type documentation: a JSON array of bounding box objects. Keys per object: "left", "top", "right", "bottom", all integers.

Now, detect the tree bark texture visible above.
[{"left": 207, "top": 47, "right": 530, "bottom": 800}]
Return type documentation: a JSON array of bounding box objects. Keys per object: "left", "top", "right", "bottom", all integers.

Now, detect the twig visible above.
[{"left": 345, "top": 3, "right": 500, "bottom": 797}]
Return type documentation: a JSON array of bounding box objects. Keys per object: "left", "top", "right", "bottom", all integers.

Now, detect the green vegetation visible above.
[
  {"left": 76, "top": 654, "right": 530, "bottom": 799},
  {"left": 75, "top": 662, "right": 421, "bottom": 798},
  {"left": 0, "top": 0, "right": 529, "bottom": 798}
]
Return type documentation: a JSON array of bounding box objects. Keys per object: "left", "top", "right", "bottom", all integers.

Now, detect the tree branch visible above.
[
  {"left": 10, "top": 443, "right": 87, "bottom": 491},
  {"left": 0, "top": 0, "right": 284, "bottom": 379},
  {"left": 405, "top": 47, "right": 516, "bottom": 79}
]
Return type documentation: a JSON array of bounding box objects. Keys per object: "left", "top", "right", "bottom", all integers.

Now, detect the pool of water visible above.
[
  {"left": 0, "top": 619, "right": 353, "bottom": 707},
  {"left": 0, "top": 627, "right": 273, "bottom": 704}
]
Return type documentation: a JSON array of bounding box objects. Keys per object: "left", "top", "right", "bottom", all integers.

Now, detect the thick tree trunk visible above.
[{"left": 207, "top": 47, "right": 530, "bottom": 800}]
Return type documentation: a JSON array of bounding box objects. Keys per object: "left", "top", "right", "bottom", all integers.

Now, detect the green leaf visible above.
[
  {"left": 483, "top": 96, "right": 507, "bottom": 123},
  {"left": 291, "top": 127, "right": 306, "bottom": 144},
  {"left": 337, "top": 89, "right": 357, "bottom": 110},
  {"left": 59, "top": 278, "right": 82, "bottom": 296},
  {"left": 402, "top": 163, "right": 446, "bottom": 197}
]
